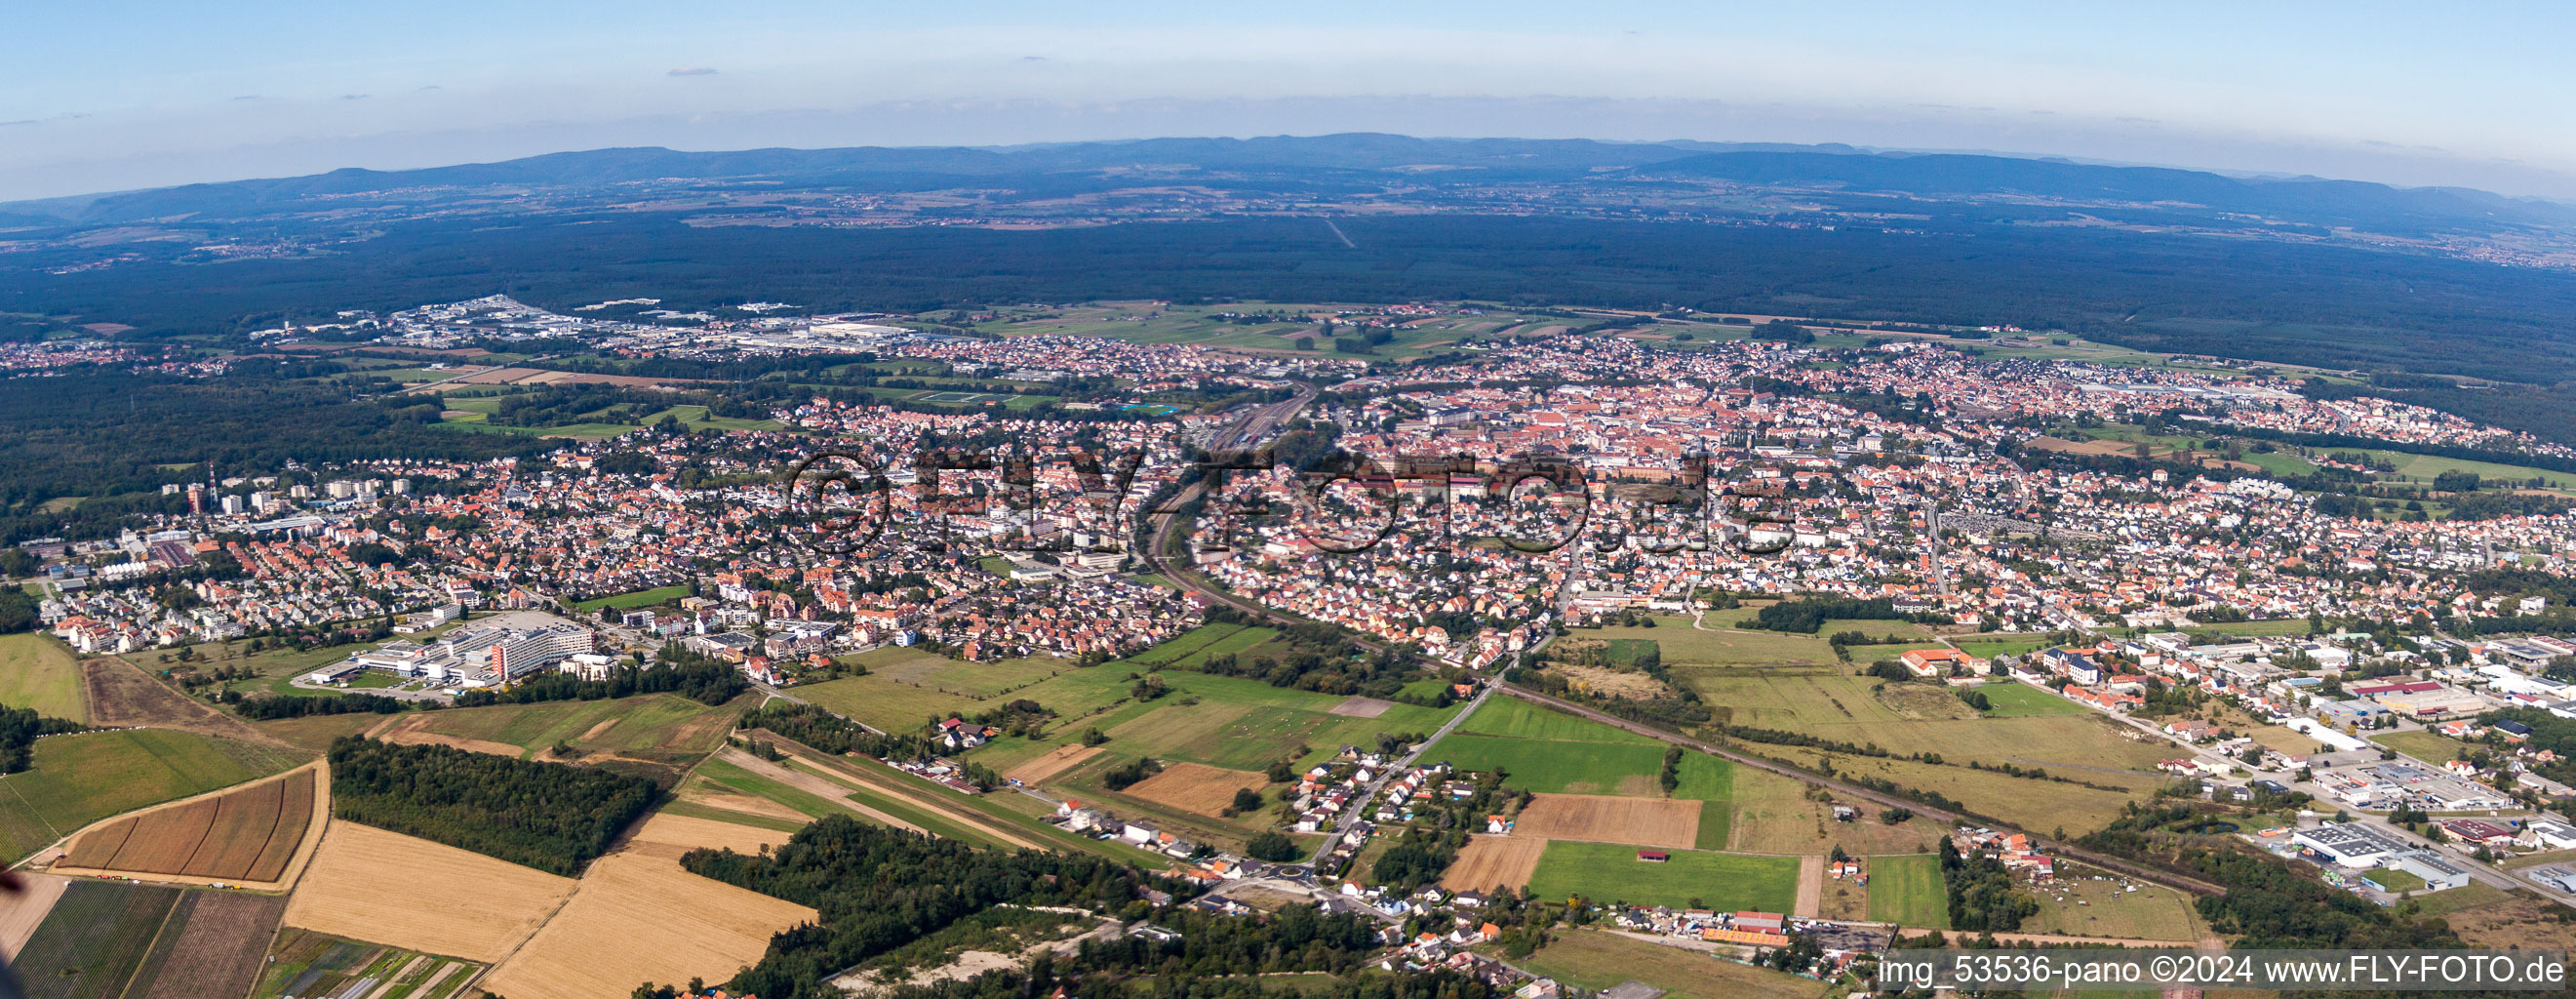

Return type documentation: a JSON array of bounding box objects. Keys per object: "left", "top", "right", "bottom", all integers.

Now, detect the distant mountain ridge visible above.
[{"left": 13, "top": 134, "right": 2570, "bottom": 235}]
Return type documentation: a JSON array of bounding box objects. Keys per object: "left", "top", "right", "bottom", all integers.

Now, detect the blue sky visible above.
[{"left": 5, "top": 1, "right": 2572, "bottom": 201}]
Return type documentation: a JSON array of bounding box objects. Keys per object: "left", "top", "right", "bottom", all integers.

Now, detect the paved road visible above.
[{"left": 1305, "top": 680, "right": 1498, "bottom": 866}]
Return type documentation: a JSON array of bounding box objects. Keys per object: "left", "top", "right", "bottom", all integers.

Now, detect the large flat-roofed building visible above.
[
  {"left": 2386, "top": 852, "right": 2474, "bottom": 892},
  {"left": 2292, "top": 822, "right": 2402, "bottom": 868}
]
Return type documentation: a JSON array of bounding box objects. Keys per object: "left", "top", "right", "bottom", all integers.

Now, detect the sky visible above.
[{"left": 5, "top": 1, "right": 2574, "bottom": 203}]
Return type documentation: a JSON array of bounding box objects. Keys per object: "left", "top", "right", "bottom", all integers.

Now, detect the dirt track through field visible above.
[
  {"left": 764, "top": 742, "right": 1051, "bottom": 851},
  {"left": 1511, "top": 793, "right": 1699, "bottom": 850},
  {"left": 375, "top": 714, "right": 526, "bottom": 757},
  {"left": 1004, "top": 743, "right": 1103, "bottom": 785},
  {"left": 715, "top": 747, "right": 930, "bottom": 834},
  {"left": 1440, "top": 836, "right": 1544, "bottom": 892}
]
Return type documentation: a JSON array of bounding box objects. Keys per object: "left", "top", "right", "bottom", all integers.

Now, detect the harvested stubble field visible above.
[
  {"left": 1003, "top": 743, "right": 1104, "bottom": 785},
  {"left": 84, "top": 657, "right": 280, "bottom": 744},
  {"left": 282, "top": 821, "right": 577, "bottom": 963},
  {"left": 479, "top": 814, "right": 816, "bottom": 999},
  {"left": 1512, "top": 794, "right": 1701, "bottom": 850},
  {"left": 61, "top": 767, "right": 315, "bottom": 882},
  {"left": 1122, "top": 762, "right": 1270, "bottom": 816},
  {"left": 1440, "top": 835, "right": 1546, "bottom": 892}
]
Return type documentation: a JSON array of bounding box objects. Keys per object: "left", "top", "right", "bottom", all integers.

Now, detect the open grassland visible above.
[
  {"left": 1441, "top": 835, "right": 1545, "bottom": 892},
  {"left": 2404, "top": 881, "right": 2510, "bottom": 918},
  {"left": 1865, "top": 854, "right": 1949, "bottom": 928},
  {"left": 481, "top": 814, "right": 816, "bottom": 999},
  {"left": 372, "top": 693, "right": 742, "bottom": 778},
  {"left": 1513, "top": 794, "right": 1700, "bottom": 850},
  {"left": 842, "top": 644, "right": 1079, "bottom": 698},
  {"left": 1976, "top": 682, "right": 2088, "bottom": 717},
  {"left": 60, "top": 766, "right": 315, "bottom": 883},
  {"left": 571, "top": 584, "right": 689, "bottom": 612},
  {"left": 253, "top": 930, "right": 482, "bottom": 999},
  {"left": 1586, "top": 619, "right": 1837, "bottom": 667},
  {"left": 1724, "top": 764, "right": 1946, "bottom": 856},
  {"left": 2373, "top": 729, "right": 2472, "bottom": 764},
  {"left": 255, "top": 713, "right": 390, "bottom": 752},
  {"left": 1523, "top": 930, "right": 1826, "bottom": 999},
  {"left": 1003, "top": 743, "right": 1104, "bottom": 785},
  {"left": 0, "top": 633, "right": 88, "bottom": 721},
  {"left": 8, "top": 880, "right": 183, "bottom": 999},
  {"left": 1760, "top": 743, "right": 2156, "bottom": 835},
  {"left": 1087, "top": 670, "right": 1460, "bottom": 772},
  {"left": 1692, "top": 672, "right": 2174, "bottom": 773},
  {"left": 121, "top": 891, "right": 292, "bottom": 999},
  {"left": 1526, "top": 841, "right": 1801, "bottom": 911},
  {"left": 282, "top": 821, "right": 577, "bottom": 963},
  {"left": 0, "top": 729, "right": 303, "bottom": 863},
  {"left": 1127, "top": 623, "right": 1285, "bottom": 669},
  {"left": 1455, "top": 696, "right": 1659, "bottom": 742},
  {"left": 2023, "top": 866, "right": 2204, "bottom": 940},
  {"left": 1952, "top": 635, "right": 2052, "bottom": 659}
]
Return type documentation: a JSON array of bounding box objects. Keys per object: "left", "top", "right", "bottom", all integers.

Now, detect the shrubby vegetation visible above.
[
  {"left": 736, "top": 701, "right": 1003, "bottom": 788},
  {"left": 328, "top": 737, "right": 657, "bottom": 875}
]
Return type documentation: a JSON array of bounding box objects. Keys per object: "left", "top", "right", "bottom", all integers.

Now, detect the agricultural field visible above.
[
  {"left": 0, "top": 729, "right": 304, "bottom": 863},
  {"left": 479, "top": 813, "right": 818, "bottom": 999},
  {"left": 1522, "top": 929, "right": 1827, "bottom": 999},
  {"left": 0, "top": 633, "right": 88, "bottom": 721},
  {"left": 119, "top": 891, "right": 293, "bottom": 999},
  {"left": 1525, "top": 840, "right": 1801, "bottom": 912},
  {"left": 369, "top": 692, "right": 743, "bottom": 777},
  {"left": 1584, "top": 619, "right": 1837, "bottom": 667},
  {"left": 83, "top": 657, "right": 279, "bottom": 742},
  {"left": 1127, "top": 623, "right": 1285, "bottom": 669},
  {"left": 252, "top": 930, "right": 482, "bottom": 999},
  {"left": 1409, "top": 734, "right": 1667, "bottom": 796},
  {"left": 256, "top": 712, "right": 392, "bottom": 752},
  {"left": 1765, "top": 742, "right": 2159, "bottom": 835},
  {"left": 1864, "top": 854, "right": 1949, "bottom": 928},
  {"left": 1453, "top": 696, "right": 1659, "bottom": 743},
  {"left": 7, "top": 880, "right": 184, "bottom": 999},
  {"left": 1035, "top": 667, "right": 1461, "bottom": 773},
  {"left": 1122, "top": 761, "right": 1270, "bottom": 816},
  {"left": 60, "top": 766, "right": 317, "bottom": 883},
  {"left": 1003, "top": 743, "right": 1103, "bottom": 784},
  {"left": 1441, "top": 835, "right": 1545, "bottom": 892},
  {"left": 1511, "top": 794, "right": 1700, "bottom": 850},
  {"left": 667, "top": 754, "right": 844, "bottom": 830},
  {"left": 2022, "top": 867, "right": 2204, "bottom": 940},
  {"left": 842, "top": 644, "right": 1079, "bottom": 698},
  {"left": 282, "top": 821, "right": 578, "bottom": 963}
]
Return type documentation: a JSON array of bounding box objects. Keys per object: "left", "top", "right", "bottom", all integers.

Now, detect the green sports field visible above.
[
  {"left": 572, "top": 584, "right": 690, "bottom": 612},
  {"left": 1977, "top": 682, "right": 2087, "bottom": 717},
  {"left": 1526, "top": 840, "right": 1800, "bottom": 911},
  {"left": 1865, "top": 854, "right": 1950, "bottom": 928}
]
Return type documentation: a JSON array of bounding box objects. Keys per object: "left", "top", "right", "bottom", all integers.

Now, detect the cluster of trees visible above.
[
  {"left": 1939, "top": 836, "right": 2038, "bottom": 933},
  {"left": 2082, "top": 805, "right": 2485, "bottom": 953},
  {"left": 1744, "top": 596, "right": 1923, "bottom": 634},
  {"left": 1100, "top": 757, "right": 1163, "bottom": 791},
  {"left": 0, "top": 701, "right": 84, "bottom": 773},
  {"left": 0, "top": 584, "right": 38, "bottom": 633},
  {"left": 327, "top": 737, "right": 657, "bottom": 875},
  {"left": 231, "top": 690, "right": 415, "bottom": 720}
]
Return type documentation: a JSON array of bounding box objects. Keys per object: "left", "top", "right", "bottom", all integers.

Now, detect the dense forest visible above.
[
  {"left": 0, "top": 368, "right": 542, "bottom": 539},
  {"left": 15, "top": 212, "right": 2576, "bottom": 395},
  {"left": 0, "top": 702, "right": 86, "bottom": 773},
  {"left": 327, "top": 737, "right": 657, "bottom": 875},
  {"left": 675, "top": 815, "right": 1403, "bottom": 999}
]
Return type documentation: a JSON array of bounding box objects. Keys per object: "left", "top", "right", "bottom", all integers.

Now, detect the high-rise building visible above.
[{"left": 186, "top": 483, "right": 205, "bottom": 515}]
